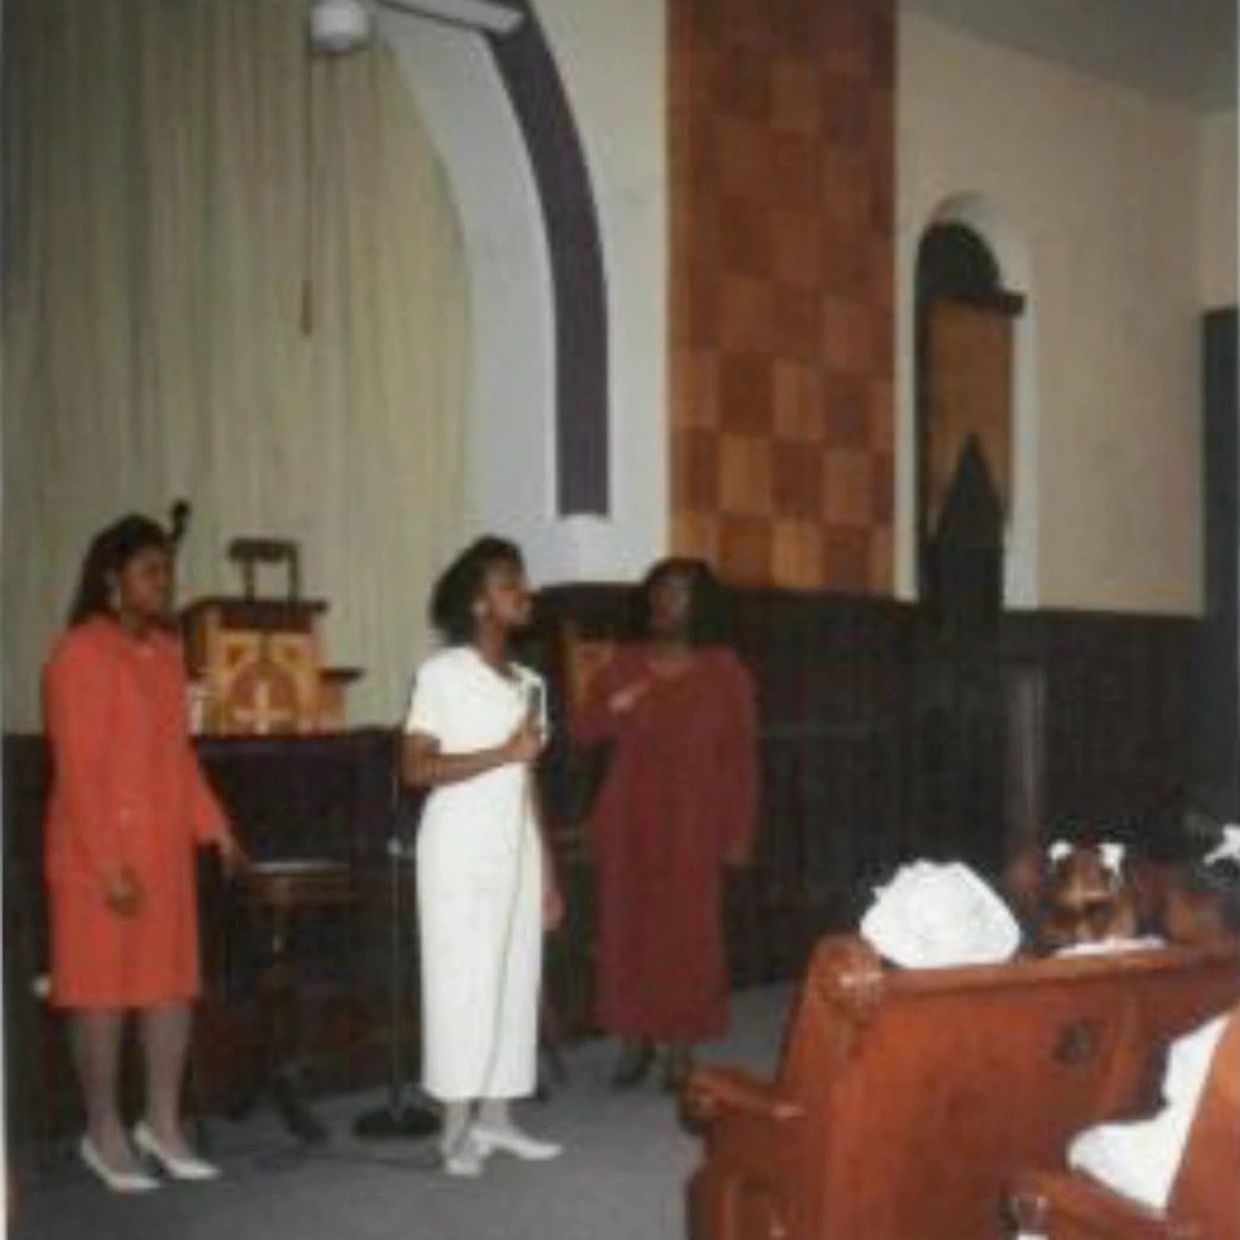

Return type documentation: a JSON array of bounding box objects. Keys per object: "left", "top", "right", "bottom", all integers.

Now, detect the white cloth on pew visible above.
[
  {"left": 860, "top": 860, "right": 1021, "bottom": 968},
  {"left": 1068, "top": 1013, "right": 1228, "bottom": 1211},
  {"left": 1054, "top": 936, "right": 1165, "bottom": 958}
]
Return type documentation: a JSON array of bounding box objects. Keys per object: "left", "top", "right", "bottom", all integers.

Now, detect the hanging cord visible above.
[
  {"left": 436, "top": 676, "right": 543, "bottom": 1168},
  {"left": 300, "top": 40, "right": 317, "bottom": 335}
]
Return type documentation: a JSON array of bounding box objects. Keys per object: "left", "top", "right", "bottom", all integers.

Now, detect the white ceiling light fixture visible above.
[
  {"left": 309, "top": 0, "right": 525, "bottom": 54},
  {"left": 310, "top": 0, "right": 371, "bottom": 54}
]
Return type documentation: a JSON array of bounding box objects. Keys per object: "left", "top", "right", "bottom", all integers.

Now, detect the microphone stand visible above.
[{"left": 353, "top": 747, "right": 439, "bottom": 1139}]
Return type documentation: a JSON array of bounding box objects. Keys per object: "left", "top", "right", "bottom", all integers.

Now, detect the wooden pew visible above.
[
  {"left": 1008, "top": 1005, "right": 1240, "bottom": 1239},
  {"left": 684, "top": 935, "right": 1240, "bottom": 1240}
]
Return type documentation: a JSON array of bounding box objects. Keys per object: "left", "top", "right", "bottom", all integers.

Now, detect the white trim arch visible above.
[{"left": 376, "top": 1, "right": 667, "bottom": 586}]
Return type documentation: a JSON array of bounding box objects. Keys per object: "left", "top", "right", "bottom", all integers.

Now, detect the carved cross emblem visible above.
[{"left": 231, "top": 676, "right": 297, "bottom": 735}]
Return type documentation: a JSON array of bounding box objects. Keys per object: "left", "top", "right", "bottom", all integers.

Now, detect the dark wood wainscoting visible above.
[
  {"left": 4, "top": 730, "right": 402, "bottom": 1155},
  {"left": 3, "top": 592, "right": 1199, "bottom": 1155},
  {"left": 1192, "top": 307, "right": 1240, "bottom": 814},
  {"left": 531, "top": 586, "right": 1198, "bottom": 987},
  {"left": 1004, "top": 610, "right": 1195, "bottom": 826}
]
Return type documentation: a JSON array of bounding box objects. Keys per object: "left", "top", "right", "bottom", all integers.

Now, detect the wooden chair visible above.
[
  {"left": 684, "top": 935, "right": 1240, "bottom": 1240},
  {"left": 1008, "top": 1006, "right": 1240, "bottom": 1239},
  {"left": 236, "top": 857, "right": 360, "bottom": 1141}
]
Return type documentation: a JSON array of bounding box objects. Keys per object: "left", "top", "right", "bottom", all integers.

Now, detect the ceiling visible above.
[{"left": 903, "top": 0, "right": 1237, "bottom": 111}]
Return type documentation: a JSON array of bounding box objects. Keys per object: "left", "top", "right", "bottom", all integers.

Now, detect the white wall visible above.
[
  {"left": 1197, "top": 107, "right": 1238, "bottom": 309},
  {"left": 898, "top": 10, "right": 1204, "bottom": 615},
  {"left": 390, "top": 2, "right": 1218, "bottom": 607},
  {"left": 381, "top": 0, "right": 667, "bottom": 588}
]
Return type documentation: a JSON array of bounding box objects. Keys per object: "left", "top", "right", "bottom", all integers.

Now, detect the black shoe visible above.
[{"left": 610, "top": 1039, "right": 655, "bottom": 1089}]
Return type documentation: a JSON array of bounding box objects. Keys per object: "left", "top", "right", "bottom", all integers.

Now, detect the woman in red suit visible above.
[
  {"left": 572, "top": 559, "right": 758, "bottom": 1090},
  {"left": 43, "top": 515, "right": 245, "bottom": 1191}
]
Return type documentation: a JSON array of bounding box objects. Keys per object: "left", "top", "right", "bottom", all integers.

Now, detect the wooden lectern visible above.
[
  {"left": 182, "top": 538, "right": 361, "bottom": 735},
  {"left": 182, "top": 539, "right": 365, "bottom": 1139}
]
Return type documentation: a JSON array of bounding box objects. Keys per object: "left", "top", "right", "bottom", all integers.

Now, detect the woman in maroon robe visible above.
[{"left": 572, "top": 559, "right": 757, "bottom": 1089}]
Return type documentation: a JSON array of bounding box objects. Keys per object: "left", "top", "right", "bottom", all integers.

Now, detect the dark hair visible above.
[
  {"left": 69, "top": 514, "right": 170, "bottom": 626},
  {"left": 1182, "top": 853, "right": 1240, "bottom": 934},
  {"left": 430, "top": 536, "right": 525, "bottom": 644},
  {"left": 638, "top": 557, "right": 728, "bottom": 646}
]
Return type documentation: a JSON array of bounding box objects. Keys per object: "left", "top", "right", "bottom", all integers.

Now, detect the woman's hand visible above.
[
  {"left": 608, "top": 680, "right": 651, "bottom": 715},
  {"left": 104, "top": 865, "right": 143, "bottom": 917},
  {"left": 504, "top": 713, "right": 545, "bottom": 764},
  {"left": 216, "top": 832, "right": 250, "bottom": 880},
  {"left": 543, "top": 880, "right": 565, "bottom": 932}
]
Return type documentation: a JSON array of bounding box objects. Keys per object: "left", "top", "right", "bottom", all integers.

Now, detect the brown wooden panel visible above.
[
  {"left": 669, "top": 0, "right": 896, "bottom": 593},
  {"left": 925, "top": 297, "right": 1014, "bottom": 531},
  {"left": 533, "top": 585, "right": 1200, "bottom": 986},
  {"left": 687, "top": 936, "right": 1240, "bottom": 1240},
  {"left": 1010, "top": 1004, "right": 1240, "bottom": 1239},
  {"left": 3, "top": 732, "right": 401, "bottom": 1148},
  {"left": 4, "top": 591, "right": 1202, "bottom": 1161}
]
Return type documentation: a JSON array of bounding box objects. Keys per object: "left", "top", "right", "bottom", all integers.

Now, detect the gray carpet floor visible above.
[{"left": 13, "top": 985, "right": 792, "bottom": 1240}]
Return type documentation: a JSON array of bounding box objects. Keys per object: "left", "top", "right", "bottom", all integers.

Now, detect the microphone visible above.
[{"left": 526, "top": 681, "right": 544, "bottom": 727}]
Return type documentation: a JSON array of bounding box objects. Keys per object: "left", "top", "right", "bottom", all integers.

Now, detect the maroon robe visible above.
[{"left": 572, "top": 644, "right": 757, "bottom": 1040}]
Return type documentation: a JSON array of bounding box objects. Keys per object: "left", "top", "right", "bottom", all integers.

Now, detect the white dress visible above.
[
  {"left": 1068, "top": 1012, "right": 1229, "bottom": 1210},
  {"left": 405, "top": 646, "right": 546, "bottom": 1102}
]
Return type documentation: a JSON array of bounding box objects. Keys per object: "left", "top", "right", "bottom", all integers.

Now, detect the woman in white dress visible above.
[{"left": 403, "top": 537, "right": 564, "bottom": 1177}]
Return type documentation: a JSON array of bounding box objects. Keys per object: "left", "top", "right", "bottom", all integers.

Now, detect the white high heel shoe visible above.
[
  {"left": 78, "top": 1136, "right": 160, "bottom": 1194},
  {"left": 133, "top": 1121, "right": 221, "bottom": 1181},
  {"left": 471, "top": 1123, "right": 562, "bottom": 1161},
  {"left": 440, "top": 1131, "right": 486, "bottom": 1178}
]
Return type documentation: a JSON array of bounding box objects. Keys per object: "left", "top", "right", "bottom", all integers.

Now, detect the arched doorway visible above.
[{"left": 915, "top": 219, "right": 1026, "bottom": 598}]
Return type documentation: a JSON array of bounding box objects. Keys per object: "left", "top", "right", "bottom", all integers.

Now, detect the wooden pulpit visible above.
[{"left": 182, "top": 538, "right": 361, "bottom": 735}]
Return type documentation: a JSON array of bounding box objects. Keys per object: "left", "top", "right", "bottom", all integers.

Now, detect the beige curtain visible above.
[{"left": 3, "top": 0, "right": 469, "bottom": 730}]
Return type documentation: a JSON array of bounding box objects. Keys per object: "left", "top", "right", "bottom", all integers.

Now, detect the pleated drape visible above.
[{"left": 3, "top": 0, "right": 470, "bottom": 728}]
